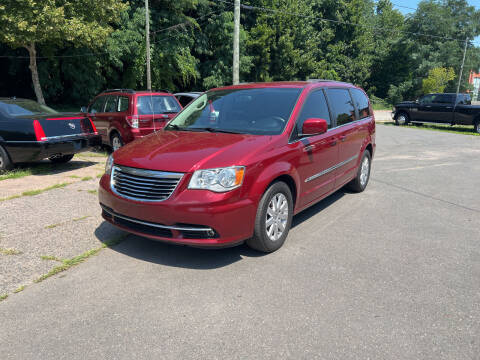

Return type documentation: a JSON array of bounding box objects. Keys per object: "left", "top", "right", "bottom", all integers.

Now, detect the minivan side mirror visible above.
[
  {"left": 80, "top": 106, "right": 87, "bottom": 113},
  {"left": 301, "top": 118, "right": 328, "bottom": 136}
]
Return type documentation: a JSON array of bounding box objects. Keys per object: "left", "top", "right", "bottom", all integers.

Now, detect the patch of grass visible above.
[
  {"left": 0, "top": 247, "right": 22, "bottom": 255},
  {"left": 34, "top": 234, "right": 126, "bottom": 283},
  {"left": 13, "top": 285, "right": 26, "bottom": 293},
  {"left": 22, "top": 182, "right": 69, "bottom": 196},
  {"left": 0, "top": 294, "right": 8, "bottom": 302},
  {"left": 75, "top": 151, "right": 108, "bottom": 158},
  {"left": 96, "top": 173, "right": 104, "bottom": 178},
  {"left": 370, "top": 96, "right": 392, "bottom": 111},
  {"left": 45, "top": 223, "right": 61, "bottom": 229},
  {"left": 0, "top": 169, "right": 33, "bottom": 181},
  {"left": 87, "top": 189, "right": 98, "bottom": 195},
  {"left": 73, "top": 215, "right": 90, "bottom": 222},
  {"left": 0, "top": 194, "right": 21, "bottom": 202},
  {"left": 81, "top": 176, "right": 93, "bottom": 181},
  {"left": 1, "top": 182, "right": 71, "bottom": 202},
  {"left": 40, "top": 255, "right": 62, "bottom": 262},
  {"left": 382, "top": 122, "right": 480, "bottom": 136},
  {"left": 69, "top": 175, "right": 81, "bottom": 179}
]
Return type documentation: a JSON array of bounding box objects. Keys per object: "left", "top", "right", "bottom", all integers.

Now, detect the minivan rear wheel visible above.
[
  {"left": 247, "top": 181, "right": 293, "bottom": 253},
  {"left": 346, "top": 150, "right": 371, "bottom": 193},
  {"left": 395, "top": 112, "right": 409, "bottom": 126}
]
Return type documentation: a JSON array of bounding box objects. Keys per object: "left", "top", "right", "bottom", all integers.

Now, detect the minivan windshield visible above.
[
  {"left": 165, "top": 87, "right": 302, "bottom": 135},
  {"left": 0, "top": 99, "right": 58, "bottom": 116}
]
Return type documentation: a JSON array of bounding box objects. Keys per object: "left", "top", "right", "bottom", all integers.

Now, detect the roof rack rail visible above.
[
  {"left": 101, "top": 88, "right": 135, "bottom": 94},
  {"left": 306, "top": 79, "right": 340, "bottom": 83}
]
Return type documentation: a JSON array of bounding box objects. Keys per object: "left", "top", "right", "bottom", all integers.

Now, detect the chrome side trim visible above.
[
  {"left": 305, "top": 154, "right": 358, "bottom": 183},
  {"left": 44, "top": 133, "right": 93, "bottom": 140},
  {"left": 101, "top": 205, "right": 213, "bottom": 232}
]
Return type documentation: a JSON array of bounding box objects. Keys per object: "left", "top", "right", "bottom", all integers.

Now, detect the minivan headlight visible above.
[
  {"left": 105, "top": 154, "right": 114, "bottom": 175},
  {"left": 188, "top": 166, "right": 245, "bottom": 192}
]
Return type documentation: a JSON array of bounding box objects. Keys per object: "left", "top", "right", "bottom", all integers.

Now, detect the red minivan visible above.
[
  {"left": 85, "top": 89, "right": 182, "bottom": 150},
  {"left": 99, "top": 81, "right": 376, "bottom": 252}
]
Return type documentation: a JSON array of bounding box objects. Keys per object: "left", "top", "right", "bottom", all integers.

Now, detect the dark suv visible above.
[
  {"left": 99, "top": 81, "right": 375, "bottom": 252},
  {"left": 84, "top": 89, "right": 182, "bottom": 150}
]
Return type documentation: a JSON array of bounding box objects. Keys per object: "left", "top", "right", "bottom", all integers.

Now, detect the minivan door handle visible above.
[
  {"left": 329, "top": 140, "right": 337, "bottom": 147},
  {"left": 340, "top": 135, "right": 347, "bottom": 142}
]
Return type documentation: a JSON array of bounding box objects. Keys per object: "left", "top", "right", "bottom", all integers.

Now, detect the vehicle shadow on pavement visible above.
[
  {"left": 291, "top": 191, "right": 345, "bottom": 228},
  {"left": 94, "top": 191, "right": 347, "bottom": 270},
  {"left": 15, "top": 159, "right": 98, "bottom": 175},
  {"left": 94, "top": 222, "right": 265, "bottom": 270}
]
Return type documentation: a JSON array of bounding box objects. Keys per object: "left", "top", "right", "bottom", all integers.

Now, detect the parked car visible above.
[
  {"left": 99, "top": 81, "right": 376, "bottom": 252},
  {"left": 174, "top": 92, "right": 202, "bottom": 107},
  {"left": 393, "top": 93, "right": 480, "bottom": 133},
  {"left": 0, "top": 98, "right": 100, "bottom": 172},
  {"left": 83, "top": 89, "right": 182, "bottom": 151}
]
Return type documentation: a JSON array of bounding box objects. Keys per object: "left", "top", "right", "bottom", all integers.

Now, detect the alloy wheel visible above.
[
  {"left": 360, "top": 156, "right": 370, "bottom": 187},
  {"left": 265, "top": 193, "right": 289, "bottom": 241}
]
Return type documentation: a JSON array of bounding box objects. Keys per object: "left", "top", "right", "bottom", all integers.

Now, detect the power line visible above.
[{"left": 218, "top": 0, "right": 476, "bottom": 44}]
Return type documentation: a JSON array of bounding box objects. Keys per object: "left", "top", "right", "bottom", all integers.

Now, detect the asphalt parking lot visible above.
[{"left": 1, "top": 124, "right": 479, "bottom": 359}]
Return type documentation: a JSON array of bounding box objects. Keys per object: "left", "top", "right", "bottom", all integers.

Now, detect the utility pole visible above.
[
  {"left": 146, "top": 0, "right": 152, "bottom": 91},
  {"left": 233, "top": 0, "right": 240, "bottom": 85},
  {"left": 456, "top": 38, "right": 468, "bottom": 96}
]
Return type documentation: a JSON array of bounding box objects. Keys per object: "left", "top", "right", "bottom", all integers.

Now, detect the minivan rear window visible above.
[
  {"left": 326, "top": 89, "right": 356, "bottom": 126},
  {"left": 351, "top": 89, "right": 370, "bottom": 119}
]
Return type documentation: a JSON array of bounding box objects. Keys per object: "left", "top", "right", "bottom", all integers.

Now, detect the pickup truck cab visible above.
[{"left": 393, "top": 93, "right": 480, "bottom": 133}]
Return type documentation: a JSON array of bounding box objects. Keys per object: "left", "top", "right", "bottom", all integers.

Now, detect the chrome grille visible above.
[{"left": 111, "top": 165, "right": 183, "bottom": 202}]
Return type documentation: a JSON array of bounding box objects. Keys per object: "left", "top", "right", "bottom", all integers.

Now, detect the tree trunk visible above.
[{"left": 25, "top": 42, "right": 46, "bottom": 105}]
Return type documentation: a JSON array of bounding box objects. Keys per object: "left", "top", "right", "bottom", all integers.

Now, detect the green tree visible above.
[
  {"left": 422, "top": 66, "right": 455, "bottom": 93},
  {"left": 0, "top": 0, "right": 127, "bottom": 104}
]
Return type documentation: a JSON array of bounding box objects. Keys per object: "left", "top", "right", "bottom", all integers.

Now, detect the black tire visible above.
[
  {"left": 395, "top": 112, "right": 409, "bottom": 126},
  {"left": 474, "top": 121, "right": 480, "bottom": 134},
  {"left": 346, "top": 150, "right": 371, "bottom": 193},
  {"left": 246, "top": 181, "right": 293, "bottom": 253},
  {"left": 0, "top": 145, "right": 13, "bottom": 172},
  {"left": 110, "top": 132, "right": 123, "bottom": 151},
  {"left": 49, "top": 154, "right": 74, "bottom": 164}
]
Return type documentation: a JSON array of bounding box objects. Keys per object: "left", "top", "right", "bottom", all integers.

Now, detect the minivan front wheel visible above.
[{"left": 247, "top": 181, "right": 293, "bottom": 253}]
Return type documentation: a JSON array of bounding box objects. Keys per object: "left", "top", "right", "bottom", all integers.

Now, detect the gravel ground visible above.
[{"left": 0, "top": 177, "right": 124, "bottom": 295}]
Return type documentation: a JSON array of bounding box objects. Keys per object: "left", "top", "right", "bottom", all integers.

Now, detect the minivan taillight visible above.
[
  {"left": 33, "top": 120, "right": 47, "bottom": 141},
  {"left": 88, "top": 118, "right": 98, "bottom": 134},
  {"left": 126, "top": 115, "right": 139, "bottom": 128}
]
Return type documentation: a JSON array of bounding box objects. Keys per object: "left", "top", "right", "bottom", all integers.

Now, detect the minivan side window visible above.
[
  {"left": 88, "top": 96, "right": 106, "bottom": 114},
  {"left": 294, "top": 90, "right": 331, "bottom": 137},
  {"left": 351, "top": 89, "right": 370, "bottom": 119},
  {"left": 326, "top": 89, "right": 356, "bottom": 126},
  {"left": 118, "top": 96, "right": 129, "bottom": 112},
  {"left": 104, "top": 96, "right": 118, "bottom": 113}
]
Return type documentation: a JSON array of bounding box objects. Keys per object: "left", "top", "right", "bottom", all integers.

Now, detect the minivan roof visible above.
[{"left": 212, "top": 80, "right": 355, "bottom": 92}]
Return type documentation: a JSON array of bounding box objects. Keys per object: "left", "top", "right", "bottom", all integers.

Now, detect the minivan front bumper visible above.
[{"left": 98, "top": 174, "right": 256, "bottom": 247}]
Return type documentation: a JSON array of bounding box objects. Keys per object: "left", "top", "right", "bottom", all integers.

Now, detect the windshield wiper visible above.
[{"left": 188, "top": 127, "right": 244, "bottom": 134}]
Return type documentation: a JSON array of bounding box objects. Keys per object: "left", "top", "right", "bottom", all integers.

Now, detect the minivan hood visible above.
[{"left": 112, "top": 130, "right": 273, "bottom": 173}]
